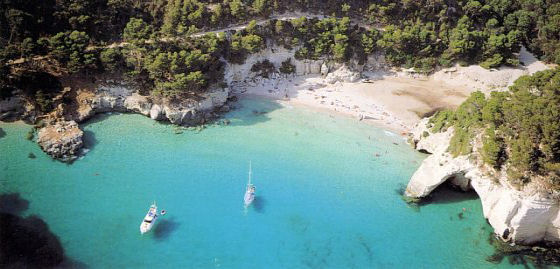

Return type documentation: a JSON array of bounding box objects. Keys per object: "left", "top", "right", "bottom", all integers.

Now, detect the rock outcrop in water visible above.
[
  {"left": 405, "top": 118, "right": 560, "bottom": 245},
  {"left": 37, "top": 120, "right": 83, "bottom": 162},
  {"left": 31, "top": 83, "right": 230, "bottom": 162}
]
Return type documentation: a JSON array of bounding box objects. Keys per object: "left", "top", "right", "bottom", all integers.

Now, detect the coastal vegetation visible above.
[
  {"left": 2, "top": 0, "right": 560, "bottom": 105},
  {"left": 428, "top": 68, "right": 560, "bottom": 189}
]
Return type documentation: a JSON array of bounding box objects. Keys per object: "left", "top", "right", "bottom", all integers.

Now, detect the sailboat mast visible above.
[{"left": 248, "top": 161, "right": 252, "bottom": 185}]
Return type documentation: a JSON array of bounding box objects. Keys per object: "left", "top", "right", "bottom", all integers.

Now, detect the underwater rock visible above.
[
  {"left": 0, "top": 193, "right": 65, "bottom": 268},
  {"left": 0, "top": 213, "right": 65, "bottom": 267},
  {"left": 486, "top": 232, "right": 560, "bottom": 267}
]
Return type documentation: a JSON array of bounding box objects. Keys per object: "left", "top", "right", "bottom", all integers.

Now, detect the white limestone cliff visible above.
[
  {"left": 406, "top": 119, "right": 560, "bottom": 245},
  {"left": 223, "top": 45, "right": 365, "bottom": 85},
  {"left": 224, "top": 46, "right": 324, "bottom": 84},
  {"left": 83, "top": 84, "right": 229, "bottom": 125}
]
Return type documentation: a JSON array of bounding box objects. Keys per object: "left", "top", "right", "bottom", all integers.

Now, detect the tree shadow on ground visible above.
[
  {"left": 153, "top": 218, "right": 180, "bottom": 241},
  {"left": 253, "top": 196, "right": 266, "bottom": 213},
  {"left": 0, "top": 192, "right": 87, "bottom": 268}
]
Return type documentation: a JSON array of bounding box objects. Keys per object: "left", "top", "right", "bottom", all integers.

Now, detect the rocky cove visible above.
[
  {"left": 4, "top": 1, "right": 560, "bottom": 267},
  {"left": 0, "top": 84, "right": 230, "bottom": 162},
  {"left": 2, "top": 43, "right": 558, "bottom": 253},
  {"left": 1, "top": 45, "right": 372, "bottom": 162}
]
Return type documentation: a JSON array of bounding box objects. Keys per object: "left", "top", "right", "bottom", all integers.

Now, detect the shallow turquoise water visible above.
[{"left": 0, "top": 98, "right": 518, "bottom": 268}]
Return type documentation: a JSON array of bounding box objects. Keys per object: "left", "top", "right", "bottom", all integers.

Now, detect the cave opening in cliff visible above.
[{"left": 419, "top": 175, "right": 479, "bottom": 206}]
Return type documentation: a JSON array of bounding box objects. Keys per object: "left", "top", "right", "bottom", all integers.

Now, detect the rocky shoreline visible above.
[
  {"left": 0, "top": 82, "right": 231, "bottom": 162},
  {"left": 2, "top": 44, "right": 548, "bottom": 163},
  {"left": 405, "top": 118, "right": 560, "bottom": 245},
  {"left": 4, "top": 45, "right": 370, "bottom": 162}
]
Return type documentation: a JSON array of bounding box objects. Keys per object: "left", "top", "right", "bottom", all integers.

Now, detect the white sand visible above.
[
  {"left": 432, "top": 46, "right": 551, "bottom": 91},
  {"left": 233, "top": 73, "right": 476, "bottom": 135},
  {"left": 232, "top": 46, "right": 551, "bottom": 135}
]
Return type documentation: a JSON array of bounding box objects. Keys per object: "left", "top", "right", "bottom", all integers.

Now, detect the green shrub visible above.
[
  {"left": 430, "top": 68, "right": 560, "bottom": 188},
  {"left": 100, "top": 48, "right": 123, "bottom": 71},
  {"left": 428, "top": 110, "right": 454, "bottom": 133},
  {"left": 279, "top": 58, "right": 296, "bottom": 74},
  {"left": 250, "top": 60, "right": 276, "bottom": 78},
  {"left": 448, "top": 127, "right": 472, "bottom": 157},
  {"left": 25, "top": 129, "right": 34, "bottom": 140},
  {"left": 481, "top": 126, "right": 503, "bottom": 168},
  {"left": 35, "top": 90, "right": 53, "bottom": 112}
]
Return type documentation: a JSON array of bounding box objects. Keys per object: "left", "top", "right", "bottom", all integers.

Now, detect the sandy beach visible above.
[
  {"left": 231, "top": 47, "right": 550, "bottom": 135},
  {"left": 233, "top": 74, "right": 474, "bottom": 134}
]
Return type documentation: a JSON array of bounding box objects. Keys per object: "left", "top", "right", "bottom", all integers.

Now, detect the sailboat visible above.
[
  {"left": 244, "top": 162, "right": 256, "bottom": 207},
  {"left": 140, "top": 202, "right": 158, "bottom": 234}
]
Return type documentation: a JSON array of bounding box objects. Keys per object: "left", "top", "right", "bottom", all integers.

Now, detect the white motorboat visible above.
[{"left": 140, "top": 202, "right": 158, "bottom": 234}]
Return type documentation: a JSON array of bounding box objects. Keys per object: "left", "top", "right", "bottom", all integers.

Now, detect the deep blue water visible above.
[{"left": 0, "top": 98, "right": 519, "bottom": 268}]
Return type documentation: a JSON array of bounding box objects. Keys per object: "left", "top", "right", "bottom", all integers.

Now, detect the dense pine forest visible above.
[{"left": 2, "top": 0, "right": 560, "bottom": 98}]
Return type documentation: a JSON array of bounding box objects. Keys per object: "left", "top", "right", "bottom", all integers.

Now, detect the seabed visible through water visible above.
[{"left": 0, "top": 98, "right": 534, "bottom": 268}]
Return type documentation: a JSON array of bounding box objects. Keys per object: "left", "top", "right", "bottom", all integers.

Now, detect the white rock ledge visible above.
[
  {"left": 89, "top": 86, "right": 229, "bottom": 126},
  {"left": 405, "top": 119, "right": 560, "bottom": 245}
]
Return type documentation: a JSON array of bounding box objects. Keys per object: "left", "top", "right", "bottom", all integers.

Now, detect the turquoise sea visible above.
[{"left": 0, "top": 98, "right": 521, "bottom": 268}]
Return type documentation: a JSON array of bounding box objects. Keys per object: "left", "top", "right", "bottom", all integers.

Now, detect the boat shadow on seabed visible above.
[
  {"left": 252, "top": 196, "right": 266, "bottom": 213},
  {"left": 243, "top": 195, "right": 267, "bottom": 215},
  {"left": 153, "top": 217, "right": 180, "bottom": 241}
]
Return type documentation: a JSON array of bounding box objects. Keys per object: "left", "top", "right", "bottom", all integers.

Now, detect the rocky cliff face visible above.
[
  {"left": 85, "top": 85, "right": 229, "bottom": 125},
  {"left": 224, "top": 46, "right": 365, "bottom": 85},
  {"left": 30, "top": 82, "right": 230, "bottom": 162},
  {"left": 406, "top": 118, "right": 560, "bottom": 245},
  {"left": 66, "top": 84, "right": 229, "bottom": 125},
  {"left": 224, "top": 47, "right": 324, "bottom": 84},
  {"left": 37, "top": 120, "right": 83, "bottom": 162},
  {"left": 0, "top": 96, "right": 39, "bottom": 123},
  {"left": 14, "top": 44, "right": 365, "bottom": 163}
]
